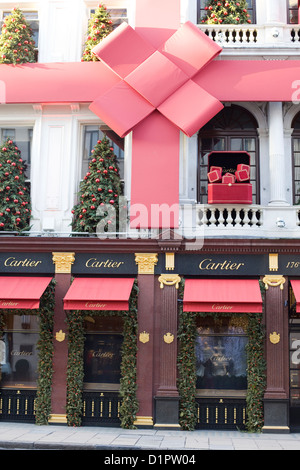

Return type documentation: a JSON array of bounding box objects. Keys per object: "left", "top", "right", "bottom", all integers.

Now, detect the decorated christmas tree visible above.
[
  {"left": 81, "top": 3, "right": 113, "bottom": 61},
  {"left": 71, "top": 136, "right": 122, "bottom": 233},
  {"left": 0, "top": 7, "right": 36, "bottom": 64},
  {"left": 202, "top": 0, "right": 251, "bottom": 24},
  {"left": 0, "top": 138, "right": 31, "bottom": 232}
]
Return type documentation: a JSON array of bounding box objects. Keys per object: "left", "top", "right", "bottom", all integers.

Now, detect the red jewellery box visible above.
[{"left": 207, "top": 151, "right": 252, "bottom": 204}]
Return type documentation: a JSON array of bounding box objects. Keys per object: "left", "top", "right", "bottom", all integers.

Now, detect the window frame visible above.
[
  {"left": 197, "top": 0, "right": 256, "bottom": 24},
  {"left": 287, "top": 0, "right": 299, "bottom": 24}
]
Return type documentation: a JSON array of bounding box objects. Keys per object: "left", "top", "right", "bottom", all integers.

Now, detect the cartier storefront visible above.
[{"left": 0, "top": 236, "right": 298, "bottom": 433}]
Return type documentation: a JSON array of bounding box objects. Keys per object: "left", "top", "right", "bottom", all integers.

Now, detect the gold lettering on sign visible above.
[
  {"left": 85, "top": 258, "right": 125, "bottom": 269},
  {"left": 84, "top": 302, "right": 107, "bottom": 309},
  {"left": 4, "top": 257, "right": 42, "bottom": 267},
  {"left": 199, "top": 259, "right": 245, "bottom": 271},
  {"left": 212, "top": 304, "right": 233, "bottom": 310},
  {"left": 0, "top": 300, "right": 19, "bottom": 307}
]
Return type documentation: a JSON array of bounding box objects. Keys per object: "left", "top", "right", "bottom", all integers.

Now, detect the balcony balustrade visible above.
[{"left": 197, "top": 24, "right": 300, "bottom": 50}]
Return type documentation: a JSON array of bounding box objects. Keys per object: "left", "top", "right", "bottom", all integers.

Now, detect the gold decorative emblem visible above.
[
  {"left": 269, "top": 332, "right": 280, "bottom": 344},
  {"left": 263, "top": 275, "right": 285, "bottom": 290},
  {"left": 158, "top": 274, "right": 181, "bottom": 289},
  {"left": 139, "top": 331, "right": 150, "bottom": 343},
  {"left": 164, "top": 332, "right": 174, "bottom": 344},
  {"left": 55, "top": 330, "right": 66, "bottom": 342},
  {"left": 135, "top": 253, "right": 158, "bottom": 274},
  {"left": 52, "top": 252, "right": 75, "bottom": 274}
]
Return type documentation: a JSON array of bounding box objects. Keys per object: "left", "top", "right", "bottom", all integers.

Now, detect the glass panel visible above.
[
  {"left": 84, "top": 334, "right": 123, "bottom": 386},
  {"left": 1, "top": 127, "right": 33, "bottom": 179},
  {"left": 213, "top": 138, "right": 225, "bottom": 151},
  {"left": 196, "top": 335, "right": 248, "bottom": 390},
  {"left": 295, "top": 167, "right": 300, "bottom": 181},
  {"left": 82, "top": 125, "right": 124, "bottom": 181},
  {"left": 196, "top": 316, "right": 248, "bottom": 391},
  {"left": 294, "top": 139, "right": 300, "bottom": 152},
  {"left": 230, "top": 138, "right": 243, "bottom": 151},
  {"left": 244, "top": 138, "right": 256, "bottom": 152},
  {"left": 1, "top": 314, "right": 39, "bottom": 388}
]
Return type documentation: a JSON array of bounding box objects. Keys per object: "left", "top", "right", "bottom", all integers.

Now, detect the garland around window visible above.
[
  {"left": 177, "top": 280, "right": 266, "bottom": 432},
  {"left": 66, "top": 280, "right": 139, "bottom": 428}
]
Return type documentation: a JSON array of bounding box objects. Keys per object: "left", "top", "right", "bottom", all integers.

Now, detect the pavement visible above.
[{"left": 0, "top": 422, "right": 300, "bottom": 453}]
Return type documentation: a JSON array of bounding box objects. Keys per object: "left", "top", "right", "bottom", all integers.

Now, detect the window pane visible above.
[
  {"left": 1, "top": 314, "right": 39, "bottom": 388},
  {"left": 1, "top": 127, "right": 32, "bottom": 180},
  {"left": 294, "top": 139, "right": 300, "bottom": 152},
  {"left": 231, "top": 138, "right": 243, "bottom": 151},
  {"left": 82, "top": 126, "right": 124, "bottom": 181},
  {"left": 294, "top": 153, "right": 300, "bottom": 166},
  {"left": 213, "top": 138, "right": 225, "bottom": 151}
]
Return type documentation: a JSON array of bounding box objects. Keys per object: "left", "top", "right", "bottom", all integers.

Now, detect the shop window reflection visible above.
[
  {"left": 0, "top": 314, "right": 39, "bottom": 388},
  {"left": 196, "top": 316, "right": 248, "bottom": 396},
  {"left": 83, "top": 315, "right": 124, "bottom": 391}
]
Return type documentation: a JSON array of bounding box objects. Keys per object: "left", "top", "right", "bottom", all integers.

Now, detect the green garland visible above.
[
  {"left": 66, "top": 280, "right": 138, "bottom": 428},
  {"left": 35, "top": 279, "right": 56, "bottom": 424},
  {"left": 177, "top": 280, "right": 266, "bottom": 432},
  {"left": 0, "top": 279, "right": 56, "bottom": 424}
]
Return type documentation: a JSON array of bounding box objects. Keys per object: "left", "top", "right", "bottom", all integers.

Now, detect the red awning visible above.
[
  {"left": 63, "top": 277, "right": 135, "bottom": 311},
  {"left": 183, "top": 279, "right": 262, "bottom": 313},
  {"left": 291, "top": 280, "right": 300, "bottom": 312},
  {"left": 0, "top": 276, "right": 52, "bottom": 310}
]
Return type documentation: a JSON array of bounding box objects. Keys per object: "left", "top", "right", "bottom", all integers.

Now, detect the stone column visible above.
[
  {"left": 49, "top": 252, "right": 75, "bottom": 424},
  {"left": 134, "top": 253, "right": 158, "bottom": 427},
  {"left": 155, "top": 273, "right": 181, "bottom": 428},
  {"left": 268, "top": 102, "right": 289, "bottom": 206},
  {"left": 262, "top": 274, "right": 290, "bottom": 433}
]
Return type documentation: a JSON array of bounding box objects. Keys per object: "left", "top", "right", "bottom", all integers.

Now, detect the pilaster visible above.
[{"left": 49, "top": 252, "right": 74, "bottom": 424}]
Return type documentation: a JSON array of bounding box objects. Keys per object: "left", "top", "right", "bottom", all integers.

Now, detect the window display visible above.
[
  {"left": 196, "top": 316, "right": 248, "bottom": 392},
  {"left": 0, "top": 314, "right": 39, "bottom": 388}
]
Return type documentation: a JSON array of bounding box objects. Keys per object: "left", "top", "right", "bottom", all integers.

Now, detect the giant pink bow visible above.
[{"left": 89, "top": 21, "right": 224, "bottom": 138}]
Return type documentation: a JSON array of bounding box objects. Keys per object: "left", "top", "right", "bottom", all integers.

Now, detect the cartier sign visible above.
[
  {"left": 0, "top": 253, "right": 54, "bottom": 273},
  {"left": 72, "top": 253, "right": 138, "bottom": 275},
  {"left": 175, "top": 254, "right": 268, "bottom": 276}
]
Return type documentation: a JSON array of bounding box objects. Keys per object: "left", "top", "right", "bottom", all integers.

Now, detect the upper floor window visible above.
[
  {"left": 197, "top": 0, "right": 256, "bottom": 24},
  {"left": 0, "top": 127, "right": 32, "bottom": 181},
  {"left": 288, "top": 0, "right": 299, "bottom": 24},
  {"left": 291, "top": 112, "right": 300, "bottom": 204},
  {"left": 1, "top": 10, "right": 39, "bottom": 60},
  {"left": 198, "top": 105, "right": 259, "bottom": 204},
  {"left": 89, "top": 7, "right": 128, "bottom": 28},
  {"left": 82, "top": 125, "right": 124, "bottom": 189}
]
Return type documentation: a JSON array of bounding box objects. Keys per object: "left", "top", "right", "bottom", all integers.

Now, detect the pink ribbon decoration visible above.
[{"left": 89, "top": 21, "right": 224, "bottom": 138}]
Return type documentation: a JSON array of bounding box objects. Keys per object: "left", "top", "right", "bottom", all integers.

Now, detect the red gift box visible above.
[
  {"left": 207, "top": 169, "right": 222, "bottom": 183},
  {"left": 222, "top": 172, "right": 236, "bottom": 184},
  {"left": 208, "top": 183, "right": 252, "bottom": 204},
  {"left": 210, "top": 166, "right": 223, "bottom": 174},
  {"left": 207, "top": 151, "right": 252, "bottom": 204},
  {"left": 235, "top": 168, "right": 250, "bottom": 182},
  {"left": 237, "top": 163, "right": 250, "bottom": 172}
]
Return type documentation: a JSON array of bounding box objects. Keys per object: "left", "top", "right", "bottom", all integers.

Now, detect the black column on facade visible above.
[
  {"left": 154, "top": 273, "right": 181, "bottom": 428},
  {"left": 262, "top": 275, "right": 290, "bottom": 433}
]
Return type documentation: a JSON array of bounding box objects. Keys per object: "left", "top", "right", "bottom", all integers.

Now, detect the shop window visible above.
[
  {"left": 0, "top": 314, "right": 39, "bottom": 388},
  {"left": 198, "top": 105, "right": 259, "bottom": 204},
  {"left": 83, "top": 315, "right": 124, "bottom": 391},
  {"left": 197, "top": 0, "right": 256, "bottom": 24},
  {"left": 288, "top": 0, "right": 299, "bottom": 24},
  {"left": 82, "top": 124, "right": 124, "bottom": 188},
  {"left": 196, "top": 316, "right": 248, "bottom": 396},
  {"left": 1, "top": 11, "right": 39, "bottom": 61}
]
